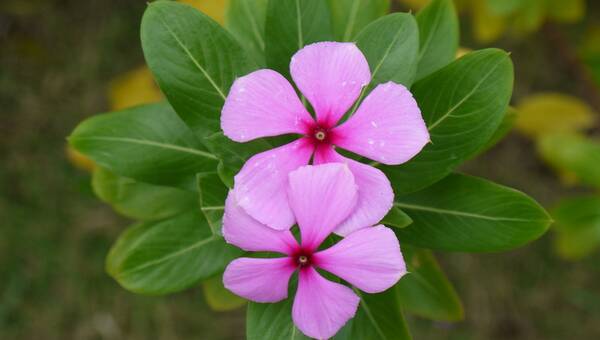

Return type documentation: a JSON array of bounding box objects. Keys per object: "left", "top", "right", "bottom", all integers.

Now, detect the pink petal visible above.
[
  {"left": 221, "top": 69, "right": 313, "bottom": 142},
  {"left": 333, "top": 82, "right": 429, "bottom": 165},
  {"left": 222, "top": 191, "right": 298, "bottom": 254},
  {"left": 314, "top": 146, "right": 394, "bottom": 236},
  {"left": 313, "top": 225, "right": 406, "bottom": 293},
  {"left": 234, "top": 138, "right": 314, "bottom": 230},
  {"left": 287, "top": 163, "right": 358, "bottom": 251},
  {"left": 290, "top": 42, "right": 371, "bottom": 127},
  {"left": 292, "top": 267, "right": 359, "bottom": 339},
  {"left": 223, "top": 257, "right": 296, "bottom": 303}
]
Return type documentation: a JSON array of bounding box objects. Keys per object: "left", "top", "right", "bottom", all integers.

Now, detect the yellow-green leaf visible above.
[{"left": 203, "top": 274, "right": 246, "bottom": 311}]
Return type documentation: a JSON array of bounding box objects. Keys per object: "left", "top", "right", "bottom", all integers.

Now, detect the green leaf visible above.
[
  {"left": 265, "top": 0, "right": 333, "bottom": 79},
  {"left": 537, "top": 133, "right": 600, "bottom": 188},
  {"left": 226, "top": 0, "right": 268, "bottom": 66},
  {"left": 203, "top": 274, "right": 246, "bottom": 311},
  {"left": 92, "top": 167, "right": 196, "bottom": 221},
  {"left": 552, "top": 196, "right": 600, "bottom": 260},
  {"left": 355, "top": 13, "right": 419, "bottom": 89},
  {"left": 106, "top": 211, "right": 241, "bottom": 295},
  {"left": 247, "top": 298, "right": 311, "bottom": 340},
  {"left": 381, "top": 49, "right": 514, "bottom": 194},
  {"left": 393, "top": 173, "right": 552, "bottom": 252},
  {"left": 396, "top": 245, "right": 463, "bottom": 321},
  {"left": 381, "top": 206, "right": 413, "bottom": 229},
  {"left": 141, "top": 1, "right": 253, "bottom": 137},
  {"left": 69, "top": 102, "right": 217, "bottom": 190},
  {"left": 203, "top": 132, "right": 272, "bottom": 188},
  {"left": 334, "top": 289, "right": 412, "bottom": 340},
  {"left": 197, "top": 172, "right": 228, "bottom": 235},
  {"left": 328, "top": 0, "right": 389, "bottom": 41},
  {"left": 477, "top": 106, "right": 517, "bottom": 154},
  {"left": 415, "top": 0, "right": 459, "bottom": 81}
]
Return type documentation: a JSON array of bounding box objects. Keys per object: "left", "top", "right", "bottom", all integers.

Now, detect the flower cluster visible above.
[{"left": 220, "top": 42, "right": 429, "bottom": 339}]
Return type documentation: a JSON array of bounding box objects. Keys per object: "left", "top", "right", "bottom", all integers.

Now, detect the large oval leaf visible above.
[
  {"left": 381, "top": 49, "right": 514, "bottom": 194},
  {"left": 415, "top": 0, "right": 459, "bottom": 81},
  {"left": 394, "top": 173, "right": 551, "bottom": 252},
  {"left": 93, "top": 167, "right": 197, "bottom": 221},
  {"left": 396, "top": 245, "right": 463, "bottom": 321},
  {"left": 141, "top": 1, "right": 253, "bottom": 137},
  {"left": 106, "top": 211, "right": 241, "bottom": 295},
  {"left": 265, "top": 0, "right": 333, "bottom": 79},
  {"left": 226, "top": 0, "right": 268, "bottom": 66},
  {"left": 355, "top": 13, "right": 419, "bottom": 88},
  {"left": 69, "top": 102, "right": 218, "bottom": 190},
  {"left": 328, "top": 0, "right": 389, "bottom": 41}
]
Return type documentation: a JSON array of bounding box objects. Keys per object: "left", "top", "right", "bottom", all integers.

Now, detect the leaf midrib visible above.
[
  {"left": 74, "top": 136, "right": 218, "bottom": 160},
  {"left": 342, "top": 0, "right": 362, "bottom": 41}
]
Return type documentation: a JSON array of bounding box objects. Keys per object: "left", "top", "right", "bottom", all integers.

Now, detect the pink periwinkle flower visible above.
[
  {"left": 221, "top": 41, "right": 429, "bottom": 236},
  {"left": 222, "top": 163, "right": 406, "bottom": 339}
]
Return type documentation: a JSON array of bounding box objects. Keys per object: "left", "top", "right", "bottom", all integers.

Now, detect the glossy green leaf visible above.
[
  {"left": 69, "top": 102, "right": 217, "bottom": 190},
  {"left": 203, "top": 274, "right": 246, "bottom": 311},
  {"left": 415, "top": 0, "right": 459, "bottom": 81},
  {"left": 106, "top": 211, "right": 241, "bottom": 295},
  {"left": 247, "top": 298, "right": 311, "bottom": 340},
  {"left": 381, "top": 206, "right": 413, "bottom": 229},
  {"left": 334, "top": 289, "right": 412, "bottom": 340},
  {"left": 197, "top": 172, "right": 228, "bottom": 235},
  {"left": 226, "top": 0, "right": 268, "bottom": 66},
  {"left": 396, "top": 245, "right": 463, "bottom": 321},
  {"left": 477, "top": 106, "right": 517, "bottom": 154},
  {"left": 537, "top": 134, "right": 600, "bottom": 188},
  {"left": 394, "top": 173, "right": 552, "bottom": 252},
  {"left": 92, "top": 167, "right": 196, "bottom": 221},
  {"left": 355, "top": 13, "right": 419, "bottom": 89},
  {"left": 381, "top": 49, "right": 514, "bottom": 194},
  {"left": 552, "top": 196, "right": 600, "bottom": 260},
  {"left": 265, "top": 0, "right": 333, "bottom": 79},
  {"left": 328, "top": 0, "right": 389, "bottom": 41},
  {"left": 141, "top": 1, "right": 253, "bottom": 137}
]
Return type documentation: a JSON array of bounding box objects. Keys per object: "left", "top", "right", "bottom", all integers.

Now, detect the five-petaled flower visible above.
[
  {"left": 221, "top": 41, "right": 429, "bottom": 236},
  {"left": 222, "top": 163, "right": 406, "bottom": 339}
]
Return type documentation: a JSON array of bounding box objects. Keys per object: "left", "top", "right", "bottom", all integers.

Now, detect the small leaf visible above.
[
  {"left": 396, "top": 245, "right": 463, "bottom": 321},
  {"left": 415, "top": 0, "right": 459, "bottom": 81},
  {"left": 515, "top": 93, "right": 596, "bottom": 139},
  {"left": 394, "top": 173, "right": 552, "bottom": 252},
  {"left": 226, "top": 0, "right": 268, "bottom": 66},
  {"left": 334, "top": 289, "right": 412, "bottom": 340},
  {"left": 203, "top": 274, "right": 246, "bottom": 311},
  {"left": 470, "top": 0, "right": 506, "bottom": 43},
  {"left": 106, "top": 211, "right": 241, "bottom": 295},
  {"left": 537, "top": 133, "right": 600, "bottom": 188},
  {"left": 265, "top": 0, "right": 333, "bottom": 79},
  {"left": 93, "top": 167, "right": 196, "bottom": 221},
  {"left": 552, "top": 196, "right": 600, "bottom": 260},
  {"left": 141, "top": 1, "right": 253, "bottom": 137},
  {"left": 69, "top": 102, "right": 218, "bottom": 191},
  {"left": 355, "top": 13, "right": 419, "bottom": 89},
  {"left": 381, "top": 206, "right": 413, "bottom": 229},
  {"left": 328, "top": 0, "right": 389, "bottom": 41},
  {"left": 197, "top": 172, "right": 228, "bottom": 235},
  {"left": 381, "top": 49, "right": 514, "bottom": 194}
]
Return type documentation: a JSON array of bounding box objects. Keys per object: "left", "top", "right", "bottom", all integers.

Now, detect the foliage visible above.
[{"left": 67, "top": 0, "right": 552, "bottom": 338}]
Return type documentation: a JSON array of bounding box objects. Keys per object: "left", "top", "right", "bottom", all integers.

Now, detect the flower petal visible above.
[
  {"left": 313, "top": 225, "right": 406, "bottom": 293},
  {"left": 333, "top": 82, "right": 429, "bottom": 165},
  {"left": 234, "top": 138, "right": 314, "bottom": 230},
  {"left": 221, "top": 69, "right": 313, "bottom": 142},
  {"left": 292, "top": 267, "right": 359, "bottom": 339},
  {"left": 223, "top": 191, "right": 298, "bottom": 254},
  {"left": 287, "top": 163, "right": 358, "bottom": 251},
  {"left": 314, "top": 146, "right": 394, "bottom": 236},
  {"left": 290, "top": 42, "right": 371, "bottom": 126},
  {"left": 223, "top": 257, "right": 296, "bottom": 303}
]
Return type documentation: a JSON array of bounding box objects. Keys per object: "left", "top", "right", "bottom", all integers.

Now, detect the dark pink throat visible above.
[
  {"left": 292, "top": 248, "right": 314, "bottom": 268},
  {"left": 305, "top": 120, "right": 335, "bottom": 147}
]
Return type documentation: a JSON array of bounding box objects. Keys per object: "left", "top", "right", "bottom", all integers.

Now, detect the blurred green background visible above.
[{"left": 2, "top": 0, "right": 600, "bottom": 339}]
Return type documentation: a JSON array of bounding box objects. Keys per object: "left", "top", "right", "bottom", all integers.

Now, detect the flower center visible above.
[
  {"left": 295, "top": 253, "right": 312, "bottom": 267},
  {"left": 314, "top": 130, "right": 326, "bottom": 141}
]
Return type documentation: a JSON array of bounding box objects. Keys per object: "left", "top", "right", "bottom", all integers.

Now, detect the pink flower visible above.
[
  {"left": 222, "top": 163, "right": 406, "bottom": 339},
  {"left": 221, "top": 41, "right": 429, "bottom": 236}
]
